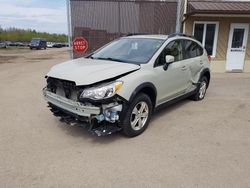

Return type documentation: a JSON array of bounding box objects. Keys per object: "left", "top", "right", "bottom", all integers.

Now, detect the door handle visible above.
[{"left": 181, "top": 66, "right": 187, "bottom": 70}]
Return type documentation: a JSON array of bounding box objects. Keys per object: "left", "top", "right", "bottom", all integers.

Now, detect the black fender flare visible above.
[
  {"left": 119, "top": 82, "right": 157, "bottom": 122},
  {"left": 199, "top": 68, "right": 211, "bottom": 87},
  {"left": 128, "top": 82, "right": 157, "bottom": 103}
]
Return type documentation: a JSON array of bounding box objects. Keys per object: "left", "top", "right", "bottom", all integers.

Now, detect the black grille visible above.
[{"left": 47, "top": 77, "right": 79, "bottom": 99}]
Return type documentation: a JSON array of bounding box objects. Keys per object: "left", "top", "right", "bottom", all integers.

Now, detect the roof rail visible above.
[
  {"left": 126, "top": 33, "right": 150, "bottom": 36},
  {"left": 168, "top": 32, "right": 195, "bottom": 39}
]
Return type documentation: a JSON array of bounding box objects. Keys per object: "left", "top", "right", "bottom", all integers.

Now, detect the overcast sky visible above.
[{"left": 0, "top": 0, "right": 68, "bottom": 34}]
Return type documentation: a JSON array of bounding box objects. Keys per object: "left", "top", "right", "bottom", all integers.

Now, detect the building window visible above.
[{"left": 193, "top": 22, "right": 219, "bottom": 57}]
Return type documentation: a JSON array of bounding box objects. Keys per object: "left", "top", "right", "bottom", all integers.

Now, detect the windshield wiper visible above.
[
  {"left": 85, "top": 53, "right": 94, "bottom": 59},
  {"left": 94, "top": 57, "right": 126, "bottom": 63}
]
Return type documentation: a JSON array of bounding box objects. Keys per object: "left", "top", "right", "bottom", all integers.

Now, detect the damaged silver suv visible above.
[{"left": 43, "top": 33, "right": 210, "bottom": 137}]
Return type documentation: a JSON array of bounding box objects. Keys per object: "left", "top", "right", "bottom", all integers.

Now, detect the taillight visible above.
[{"left": 208, "top": 55, "right": 212, "bottom": 62}]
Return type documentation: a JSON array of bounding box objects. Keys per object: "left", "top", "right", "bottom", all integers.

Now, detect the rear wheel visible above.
[
  {"left": 120, "top": 93, "right": 153, "bottom": 137},
  {"left": 191, "top": 76, "right": 208, "bottom": 101}
]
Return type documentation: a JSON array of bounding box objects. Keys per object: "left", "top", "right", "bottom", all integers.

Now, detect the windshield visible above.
[
  {"left": 90, "top": 38, "right": 164, "bottom": 64},
  {"left": 31, "top": 39, "right": 40, "bottom": 43}
]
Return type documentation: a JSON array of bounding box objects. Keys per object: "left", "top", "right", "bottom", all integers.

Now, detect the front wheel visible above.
[
  {"left": 120, "top": 93, "right": 153, "bottom": 137},
  {"left": 190, "top": 76, "right": 208, "bottom": 101}
]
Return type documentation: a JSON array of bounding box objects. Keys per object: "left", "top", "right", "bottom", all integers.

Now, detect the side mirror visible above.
[{"left": 163, "top": 55, "right": 174, "bottom": 71}]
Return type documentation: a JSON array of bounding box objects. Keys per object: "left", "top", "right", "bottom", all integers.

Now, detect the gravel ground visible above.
[{"left": 0, "top": 48, "right": 250, "bottom": 188}]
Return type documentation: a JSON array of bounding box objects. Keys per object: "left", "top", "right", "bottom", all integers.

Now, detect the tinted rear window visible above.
[{"left": 183, "top": 40, "right": 203, "bottom": 59}]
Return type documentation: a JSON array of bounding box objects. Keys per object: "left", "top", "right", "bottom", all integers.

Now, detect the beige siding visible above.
[
  {"left": 247, "top": 27, "right": 250, "bottom": 60},
  {"left": 244, "top": 60, "right": 250, "bottom": 72},
  {"left": 185, "top": 17, "right": 250, "bottom": 61}
]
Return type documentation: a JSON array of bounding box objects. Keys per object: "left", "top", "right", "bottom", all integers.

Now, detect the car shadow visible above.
[
  {"left": 151, "top": 99, "right": 190, "bottom": 121},
  {"left": 55, "top": 99, "right": 191, "bottom": 144},
  {"left": 56, "top": 120, "right": 124, "bottom": 144}
]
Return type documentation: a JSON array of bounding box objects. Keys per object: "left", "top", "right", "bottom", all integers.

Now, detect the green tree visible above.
[{"left": 0, "top": 27, "right": 68, "bottom": 42}]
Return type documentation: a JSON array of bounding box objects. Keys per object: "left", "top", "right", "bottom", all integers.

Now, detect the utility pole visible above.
[
  {"left": 176, "top": 0, "right": 181, "bottom": 33},
  {"left": 66, "top": 0, "right": 73, "bottom": 58}
]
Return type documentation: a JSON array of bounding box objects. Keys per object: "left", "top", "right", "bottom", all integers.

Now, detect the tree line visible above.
[{"left": 0, "top": 27, "right": 67, "bottom": 42}]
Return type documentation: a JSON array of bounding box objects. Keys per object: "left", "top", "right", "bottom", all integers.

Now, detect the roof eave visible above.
[{"left": 185, "top": 11, "right": 250, "bottom": 17}]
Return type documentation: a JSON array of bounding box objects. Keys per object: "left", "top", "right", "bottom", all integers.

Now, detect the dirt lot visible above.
[{"left": 0, "top": 48, "right": 250, "bottom": 188}]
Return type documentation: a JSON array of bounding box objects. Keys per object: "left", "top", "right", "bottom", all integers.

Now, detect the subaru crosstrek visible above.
[{"left": 43, "top": 33, "right": 211, "bottom": 137}]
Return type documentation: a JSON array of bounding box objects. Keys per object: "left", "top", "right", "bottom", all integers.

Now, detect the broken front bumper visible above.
[
  {"left": 43, "top": 89, "right": 100, "bottom": 117},
  {"left": 43, "top": 89, "right": 123, "bottom": 136}
]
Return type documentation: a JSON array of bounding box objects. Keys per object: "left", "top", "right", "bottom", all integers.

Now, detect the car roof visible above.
[
  {"left": 124, "top": 34, "right": 168, "bottom": 40},
  {"left": 124, "top": 34, "right": 203, "bottom": 46},
  {"left": 123, "top": 34, "right": 197, "bottom": 41}
]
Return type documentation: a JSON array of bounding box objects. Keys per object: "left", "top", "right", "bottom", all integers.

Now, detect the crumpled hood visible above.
[{"left": 47, "top": 58, "right": 140, "bottom": 85}]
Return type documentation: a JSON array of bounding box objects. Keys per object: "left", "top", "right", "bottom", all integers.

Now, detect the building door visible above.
[{"left": 226, "top": 23, "right": 249, "bottom": 72}]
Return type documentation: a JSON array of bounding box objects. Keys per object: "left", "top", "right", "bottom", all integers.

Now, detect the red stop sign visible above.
[{"left": 73, "top": 37, "right": 88, "bottom": 54}]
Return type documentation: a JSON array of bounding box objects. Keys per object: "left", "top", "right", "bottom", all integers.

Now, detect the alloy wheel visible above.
[
  {"left": 199, "top": 81, "right": 207, "bottom": 99},
  {"left": 130, "top": 101, "right": 149, "bottom": 131}
]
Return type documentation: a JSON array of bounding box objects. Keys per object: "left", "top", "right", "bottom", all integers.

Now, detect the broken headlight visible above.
[{"left": 80, "top": 81, "right": 123, "bottom": 100}]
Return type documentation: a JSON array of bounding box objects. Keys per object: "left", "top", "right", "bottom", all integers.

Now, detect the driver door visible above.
[{"left": 154, "top": 40, "right": 189, "bottom": 104}]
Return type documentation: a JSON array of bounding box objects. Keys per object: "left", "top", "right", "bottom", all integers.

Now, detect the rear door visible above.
[
  {"left": 154, "top": 40, "right": 190, "bottom": 104},
  {"left": 182, "top": 39, "right": 204, "bottom": 86}
]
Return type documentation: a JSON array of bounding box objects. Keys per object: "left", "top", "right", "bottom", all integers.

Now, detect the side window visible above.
[
  {"left": 166, "top": 40, "right": 183, "bottom": 62},
  {"left": 155, "top": 40, "right": 183, "bottom": 66},
  {"left": 183, "top": 40, "right": 203, "bottom": 59}
]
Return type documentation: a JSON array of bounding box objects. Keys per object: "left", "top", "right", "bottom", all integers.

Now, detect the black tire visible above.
[
  {"left": 30, "top": 47, "right": 33, "bottom": 50},
  {"left": 190, "top": 76, "right": 208, "bottom": 101},
  {"left": 119, "top": 93, "right": 153, "bottom": 137}
]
